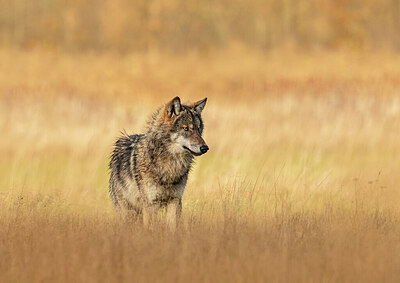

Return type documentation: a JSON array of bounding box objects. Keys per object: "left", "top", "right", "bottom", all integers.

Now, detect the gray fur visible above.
[{"left": 109, "top": 97, "right": 208, "bottom": 227}]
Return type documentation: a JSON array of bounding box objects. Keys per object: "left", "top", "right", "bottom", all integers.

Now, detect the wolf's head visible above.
[{"left": 163, "top": 96, "right": 209, "bottom": 156}]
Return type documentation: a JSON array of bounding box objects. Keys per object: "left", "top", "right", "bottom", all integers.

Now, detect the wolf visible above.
[{"left": 109, "top": 96, "right": 209, "bottom": 228}]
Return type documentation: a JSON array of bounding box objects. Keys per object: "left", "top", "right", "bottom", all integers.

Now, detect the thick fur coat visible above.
[{"left": 109, "top": 97, "right": 208, "bottom": 227}]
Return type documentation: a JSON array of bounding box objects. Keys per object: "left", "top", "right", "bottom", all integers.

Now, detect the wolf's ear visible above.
[
  {"left": 193, "top": 97, "right": 207, "bottom": 114},
  {"left": 165, "top": 96, "right": 181, "bottom": 118}
]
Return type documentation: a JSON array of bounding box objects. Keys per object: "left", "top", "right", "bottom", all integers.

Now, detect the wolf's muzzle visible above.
[{"left": 200, "top": 145, "right": 209, "bottom": 154}]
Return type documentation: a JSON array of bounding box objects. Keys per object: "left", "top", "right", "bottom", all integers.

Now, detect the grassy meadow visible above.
[{"left": 1, "top": 48, "right": 400, "bottom": 282}]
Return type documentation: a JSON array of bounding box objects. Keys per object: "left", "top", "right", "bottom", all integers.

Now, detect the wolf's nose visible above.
[{"left": 200, "top": 145, "right": 209, "bottom": 154}]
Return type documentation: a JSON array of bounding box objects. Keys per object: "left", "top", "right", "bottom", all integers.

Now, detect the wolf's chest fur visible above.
[{"left": 134, "top": 134, "right": 192, "bottom": 202}]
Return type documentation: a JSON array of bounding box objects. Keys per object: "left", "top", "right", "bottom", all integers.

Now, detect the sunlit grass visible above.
[{"left": 1, "top": 49, "right": 400, "bottom": 282}]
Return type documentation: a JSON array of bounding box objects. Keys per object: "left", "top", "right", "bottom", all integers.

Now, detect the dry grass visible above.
[{"left": 1, "top": 48, "right": 400, "bottom": 282}]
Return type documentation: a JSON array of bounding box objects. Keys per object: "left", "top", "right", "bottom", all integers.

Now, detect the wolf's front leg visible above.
[
  {"left": 142, "top": 203, "right": 159, "bottom": 228},
  {"left": 166, "top": 198, "right": 182, "bottom": 231}
]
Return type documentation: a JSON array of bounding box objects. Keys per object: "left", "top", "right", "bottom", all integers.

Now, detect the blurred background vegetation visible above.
[
  {"left": 2, "top": 2, "right": 400, "bottom": 281},
  {"left": 1, "top": 0, "right": 400, "bottom": 53}
]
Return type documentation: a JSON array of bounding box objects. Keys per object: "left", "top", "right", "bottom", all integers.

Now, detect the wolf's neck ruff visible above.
[{"left": 144, "top": 113, "right": 194, "bottom": 186}]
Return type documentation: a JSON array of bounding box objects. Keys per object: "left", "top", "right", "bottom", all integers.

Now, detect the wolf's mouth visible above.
[{"left": 183, "top": 146, "right": 203, "bottom": 156}]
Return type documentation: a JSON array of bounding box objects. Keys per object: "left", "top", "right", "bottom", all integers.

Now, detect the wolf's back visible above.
[{"left": 109, "top": 134, "right": 144, "bottom": 207}]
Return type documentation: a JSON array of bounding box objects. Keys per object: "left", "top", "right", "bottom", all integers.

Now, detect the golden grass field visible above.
[{"left": 1, "top": 47, "right": 400, "bottom": 282}]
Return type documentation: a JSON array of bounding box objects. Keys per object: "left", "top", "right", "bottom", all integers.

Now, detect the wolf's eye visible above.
[{"left": 183, "top": 126, "right": 189, "bottom": 131}]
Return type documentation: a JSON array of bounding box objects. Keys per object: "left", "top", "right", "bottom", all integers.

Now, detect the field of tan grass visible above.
[{"left": 1, "top": 48, "right": 400, "bottom": 282}]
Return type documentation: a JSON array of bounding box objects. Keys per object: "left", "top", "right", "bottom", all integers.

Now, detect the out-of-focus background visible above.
[
  {"left": 1, "top": 1, "right": 400, "bottom": 282},
  {"left": 2, "top": 0, "right": 400, "bottom": 52}
]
